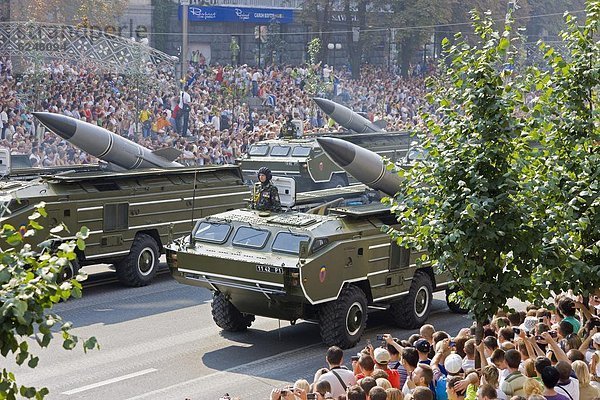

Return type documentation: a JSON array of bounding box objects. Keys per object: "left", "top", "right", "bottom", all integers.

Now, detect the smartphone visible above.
[
  {"left": 512, "top": 327, "right": 521, "bottom": 335},
  {"left": 307, "top": 394, "right": 317, "bottom": 400},
  {"left": 449, "top": 341, "right": 456, "bottom": 347},
  {"left": 366, "top": 338, "right": 371, "bottom": 346},
  {"left": 351, "top": 355, "right": 360, "bottom": 362},
  {"left": 376, "top": 334, "right": 385, "bottom": 341}
]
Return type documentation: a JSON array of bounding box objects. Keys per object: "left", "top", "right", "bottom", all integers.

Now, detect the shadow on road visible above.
[{"left": 200, "top": 298, "right": 460, "bottom": 381}]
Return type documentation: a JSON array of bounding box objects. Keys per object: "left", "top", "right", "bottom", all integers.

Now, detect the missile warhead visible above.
[
  {"left": 34, "top": 112, "right": 182, "bottom": 170},
  {"left": 317, "top": 137, "right": 403, "bottom": 196},
  {"left": 313, "top": 97, "right": 385, "bottom": 133}
]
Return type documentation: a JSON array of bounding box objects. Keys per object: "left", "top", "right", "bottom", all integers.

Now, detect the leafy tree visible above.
[
  {"left": 525, "top": 0, "right": 600, "bottom": 297},
  {"left": 0, "top": 203, "right": 97, "bottom": 399},
  {"left": 12, "top": 0, "right": 126, "bottom": 26},
  {"left": 385, "top": 11, "right": 544, "bottom": 340}
]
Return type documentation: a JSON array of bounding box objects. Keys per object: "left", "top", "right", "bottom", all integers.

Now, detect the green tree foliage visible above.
[
  {"left": 13, "top": 0, "right": 127, "bottom": 26},
  {"left": 385, "top": 12, "right": 544, "bottom": 332},
  {"left": 525, "top": 0, "right": 600, "bottom": 297},
  {"left": 152, "top": 0, "right": 173, "bottom": 52},
  {"left": 0, "top": 203, "right": 97, "bottom": 399}
]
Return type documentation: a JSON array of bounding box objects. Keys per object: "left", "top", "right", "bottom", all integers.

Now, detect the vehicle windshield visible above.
[
  {"left": 194, "top": 222, "right": 231, "bottom": 243},
  {"left": 248, "top": 145, "right": 269, "bottom": 156},
  {"left": 272, "top": 232, "right": 310, "bottom": 255},
  {"left": 291, "top": 146, "right": 311, "bottom": 157},
  {"left": 270, "top": 146, "right": 291, "bottom": 157},
  {"left": 232, "top": 226, "right": 270, "bottom": 249}
]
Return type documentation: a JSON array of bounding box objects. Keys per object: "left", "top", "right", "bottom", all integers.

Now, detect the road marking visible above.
[
  {"left": 123, "top": 344, "right": 322, "bottom": 400},
  {"left": 62, "top": 368, "right": 158, "bottom": 395}
]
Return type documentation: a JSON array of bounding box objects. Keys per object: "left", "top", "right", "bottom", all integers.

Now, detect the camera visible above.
[
  {"left": 587, "top": 318, "right": 600, "bottom": 330},
  {"left": 281, "top": 390, "right": 289, "bottom": 396},
  {"left": 449, "top": 341, "right": 456, "bottom": 347},
  {"left": 539, "top": 317, "right": 544, "bottom": 323},
  {"left": 549, "top": 330, "right": 558, "bottom": 338},
  {"left": 512, "top": 327, "right": 521, "bottom": 335},
  {"left": 376, "top": 334, "right": 385, "bottom": 341},
  {"left": 307, "top": 394, "right": 317, "bottom": 400},
  {"left": 351, "top": 355, "right": 360, "bottom": 362}
]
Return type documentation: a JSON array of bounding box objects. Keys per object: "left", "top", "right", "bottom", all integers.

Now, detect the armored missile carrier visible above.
[
  {"left": 166, "top": 196, "right": 458, "bottom": 348},
  {"left": 239, "top": 132, "right": 412, "bottom": 192},
  {"left": 1, "top": 165, "right": 249, "bottom": 286}
]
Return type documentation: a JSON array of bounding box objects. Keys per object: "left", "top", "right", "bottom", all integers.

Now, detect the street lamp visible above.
[
  {"left": 181, "top": 0, "right": 190, "bottom": 84},
  {"left": 327, "top": 42, "right": 341, "bottom": 69}
]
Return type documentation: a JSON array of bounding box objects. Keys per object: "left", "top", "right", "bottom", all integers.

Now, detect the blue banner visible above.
[{"left": 179, "top": 6, "right": 294, "bottom": 24}]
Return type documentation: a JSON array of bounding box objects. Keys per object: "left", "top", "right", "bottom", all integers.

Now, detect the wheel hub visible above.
[
  {"left": 138, "top": 247, "right": 155, "bottom": 276},
  {"left": 415, "top": 287, "right": 429, "bottom": 318},
  {"left": 346, "top": 301, "right": 364, "bottom": 336}
]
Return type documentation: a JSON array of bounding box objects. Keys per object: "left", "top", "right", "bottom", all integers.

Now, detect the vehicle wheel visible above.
[
  {"left": 319, "top": 285, "right": 368, "bottom": 349},
  {"left": 211, "top": 292, "right": 255, "bottom": 331},
  {"left": 446, "top": 288, "right": 469, "bottom": 314},
  {"left": 116, "top": 233, "right": 159, "bottom": 287},
  {"left": 58, "top": 258, "right": 80, "bottom": 283},
  {"left": 389, "top": 272, "right": 433, "bottom": 329}
]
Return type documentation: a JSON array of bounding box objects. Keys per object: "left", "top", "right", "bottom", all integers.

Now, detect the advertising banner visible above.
[{"left": 178, "top": 5, "right": 294, "bottom": 24}]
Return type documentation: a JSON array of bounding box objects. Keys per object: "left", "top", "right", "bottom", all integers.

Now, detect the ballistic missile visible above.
[
  {"left": 317, "top": 137, "right": 403, "bottom": 196},
  {"left": 313, "top": 97, "right": 385, "bottom": 133},
  {"left": 34, "top": 112, "right": 182, "bottom": 171}
]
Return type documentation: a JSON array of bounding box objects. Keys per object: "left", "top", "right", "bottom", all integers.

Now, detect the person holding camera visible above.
[{"left": 313, "top": 346, "right": 356, "bottom": 398}]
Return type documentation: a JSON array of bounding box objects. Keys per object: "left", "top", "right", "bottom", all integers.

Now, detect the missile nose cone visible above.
[
  {"left": 33, "top": 112, "right": 77, "bottom": 140},
  {"left": 313, "top": 97, "right": 335, "bottom": 115},
  {"left": 317, "top": 137, "right": 355, "bottom": 167}
]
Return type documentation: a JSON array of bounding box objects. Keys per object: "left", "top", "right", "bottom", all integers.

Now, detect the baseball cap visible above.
[
  {"left": 414, "top": 338, "right": 431, "bottom": 354},
  {"left": 592, "top": 332, "right": 600, "bottom": 345},
  {"left": 444, "top": 353, "right": 463, "bottom": 374},
  {"left": 374, "top": 347, "right": 391, "bottom": 364}
]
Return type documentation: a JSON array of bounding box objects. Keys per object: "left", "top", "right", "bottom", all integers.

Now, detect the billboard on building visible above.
[{"left": 179, "top": 5, "right": 294, "bottom": 24}]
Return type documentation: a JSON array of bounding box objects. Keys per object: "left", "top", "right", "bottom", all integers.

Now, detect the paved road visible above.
[{"left": 7, "top": 270, "right": 473, "bottom": 400}]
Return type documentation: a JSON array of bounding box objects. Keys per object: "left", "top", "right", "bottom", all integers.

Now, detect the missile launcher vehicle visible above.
[
  {"left": 239, "top": 132, "right": 412, "bottom": 192},
  {"left": 167, "top": 139, "right": 458, "bottom": 348},
  {"left": 0, "top": 164, "right": 248, "bottom": 287}
]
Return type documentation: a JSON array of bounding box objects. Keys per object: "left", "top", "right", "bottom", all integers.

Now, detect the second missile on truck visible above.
[
  {"left": 34, "top": 112, "right": 182, "bottom": 171},
  {"left": 313, "top": 97, "right": 385, "bottom": 134},
  {"left": 317, "top": 136, "right": 403, "bottom": 196}
]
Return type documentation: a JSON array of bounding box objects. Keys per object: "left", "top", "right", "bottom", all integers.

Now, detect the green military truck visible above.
[
  {"left": 239, "top": 132, "right": 412, "bottom": 192},
  {"left": 0, "top": 164, "right": 249, "bottom": 287},
  {"left": 166, "top": 194, "right": 458, "bottom": 349}
]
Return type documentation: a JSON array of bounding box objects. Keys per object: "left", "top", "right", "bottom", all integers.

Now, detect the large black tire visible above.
[
  {"left": 211, "top": 292, "right": 255, "bottom": 331},
  {"left": 116, "top": 233, "right": 160, "bottom": 287},
  {"left": 319, "top": 285, "right": 368, "bottom": 349},
  {"left": 389, "top": 272, "right": 433, "bottom": 329},
  {"left": 446, "top": 288, "right": 469, "bottom": 314}
]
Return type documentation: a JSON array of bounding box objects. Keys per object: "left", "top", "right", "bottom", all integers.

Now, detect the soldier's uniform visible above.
[
  {"left": 279, "top": 115, "right": 297, "bottom": 138},
  {"left": 252, "top": 181, "right": 281, "bottom": 212}
]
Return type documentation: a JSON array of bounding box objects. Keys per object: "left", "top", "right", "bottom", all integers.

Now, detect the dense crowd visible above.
[
  {"left": 0, "top": 56, "right": 431, "bottom": 168},
  {"left": 221, "top": 293, "right": 600, "bottom": 400}
]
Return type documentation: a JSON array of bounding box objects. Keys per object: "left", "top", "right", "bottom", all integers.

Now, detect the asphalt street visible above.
[{"left": 7, "top": 268, "right": 474, "bottom": 400}]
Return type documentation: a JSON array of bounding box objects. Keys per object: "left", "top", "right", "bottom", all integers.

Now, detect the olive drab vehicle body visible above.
[
  {"left": 0, "top": 164, "right": 249, "bottom": 287},
  {"left": 166, "top": 195, "right": 457, "bottom": 349},
  {"left": 239, "top": 132, "right": 412, "bottom": 192}
]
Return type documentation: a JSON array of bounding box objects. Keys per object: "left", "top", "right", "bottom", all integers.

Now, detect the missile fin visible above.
[{"left": 152, "top": 148, "right": 182, "bottom": 162}]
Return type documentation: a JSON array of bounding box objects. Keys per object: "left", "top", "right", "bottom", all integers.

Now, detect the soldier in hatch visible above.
[
  {"left": 252, "top": 167, "right": 282, "bottom": 212},
  {"left": 279, "top": 114, "right": 297, "bottom": 138}
]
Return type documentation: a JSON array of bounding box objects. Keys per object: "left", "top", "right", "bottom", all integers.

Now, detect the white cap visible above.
[{"left": 444, "top": 353, "right": 463, "bottom": 374}]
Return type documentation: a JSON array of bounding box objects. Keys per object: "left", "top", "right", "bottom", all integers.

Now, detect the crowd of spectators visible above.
[
  {"left": 0, "top": 55, "right": 430, "bottom": 168},
  {"left": 233, "top": 292, "right": 600, "bottom": 400}
]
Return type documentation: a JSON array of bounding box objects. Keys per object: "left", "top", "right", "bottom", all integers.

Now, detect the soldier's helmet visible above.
[{"left": 257, "top": 166, "right": 272, "bottom": 182}]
